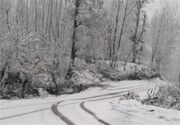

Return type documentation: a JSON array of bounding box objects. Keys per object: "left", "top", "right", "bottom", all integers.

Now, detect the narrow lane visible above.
[
  {"left": 52, "top": 84, "right": 156, "bottom": 125},
  {"left": 0, "top": 81, "right": 158, "bottom": 125}
]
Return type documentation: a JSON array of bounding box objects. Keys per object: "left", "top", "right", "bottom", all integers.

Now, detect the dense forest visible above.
[{"left": 0, "top": 0, "right": 179, "bottom": 98}]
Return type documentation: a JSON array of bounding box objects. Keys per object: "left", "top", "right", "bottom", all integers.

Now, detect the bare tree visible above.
[
  {"left": 129, "top": 0, "right": 147, "bottom": 63},
  {"left": 111, "top": 0, "right": 121, "bottom": 67},
  {"left": 111, "top": 0, "right": 129, "bottom": 67},
  {"left": 151, "top": 0, "right": 179, "bottom": 77},
  {"left": 34, "top": 0, "right": 38, "bottom": 32},
  {"left": 151, "top": 2, "right": 168, "bottom": 65},
  {"left": 71, "top": 0, "right": 81, "bottom": 66}
]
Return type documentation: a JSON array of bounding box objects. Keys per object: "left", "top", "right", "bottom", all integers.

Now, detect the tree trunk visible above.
[
  {"left": 110, "top": 1, "right": 121, "bottom": 67},
  {"left": 50, "top": 72, "right": 59, "bottom": 94},
  {"left": 151, "top": 4, "right": 167, "bottom": 64},
  {"left": 35, "top": 0, "right": 38, "bottom": 32},
  {"left": 21, "top": 80, "right": 28, "bottom": 98},
  {"left": 132, "top": 46, "right": 136, "bottom": 63},
  {"left": 71, "top": 0, "right": 81, "bottom": 65},
  {"left": 66, "top": 0, "right": 81, "bottom": 79},
  {"left": 132, "top": 1, "right": 141, "bottom": 63},
  {"left": 113, "top": 0, "right": 129, "bottom": 67}
]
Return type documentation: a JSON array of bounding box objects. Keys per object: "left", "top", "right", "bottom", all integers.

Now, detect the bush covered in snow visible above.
[
  {"left": 46, "top": 80, "right": 103, "bottom": 95},
  {"left": 100, "top": 68, "right": 159, "bottom": 81},
  {"left": 142, "top": 86, "right": 180, "bottom": 110},
  {"left": 0, "top": 56, "right": 105, "bottom": 99},
  {"left": 98, "top": 61, "right": 160, "bottom": 81},
  {"left": 119, "top": 91, "right": 140, "bottom": 101},
  {"left": 0, "top": 70, "right": 39, "bottom": 99}
]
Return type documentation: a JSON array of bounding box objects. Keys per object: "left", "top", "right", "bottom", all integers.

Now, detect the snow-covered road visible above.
[{"left": 1, "top": 79, "right": 180, "bottom": 125}]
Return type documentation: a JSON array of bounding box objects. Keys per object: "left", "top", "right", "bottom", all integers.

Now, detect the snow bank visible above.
[{"left": 111, "top": 99, "right": 180, "bottom": 125}]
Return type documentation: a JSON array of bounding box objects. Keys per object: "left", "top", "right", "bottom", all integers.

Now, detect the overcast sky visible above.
[
  {"left": 104, "top": 0, "right": 180, "bottom": 22},
  {"left": 146, "top": 0, "right": 180, "bottom": 21}
]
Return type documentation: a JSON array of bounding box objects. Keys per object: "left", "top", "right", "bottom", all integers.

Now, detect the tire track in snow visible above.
[
  {"left": 0, "top": 108, "right": 49, "bottom": 120},
  {"left": 0, "top": 100, "right": 59, "bottom": 111},
  {"left": 80, "top": 102, "right": 110, "bottom": 125},
  {"left": 79, "top": 92, "right": 130, "bottom": 125},
  {"left": 51, "top": 101, "right": 75, "bottom": 125},
  {"left": 0, "top": 85, "right": 140, "bottom": 122},
  {"left": 106, "top": 84, "right": 143, "bottom": 91},
  {"left": 79, "top": 86, "right": 154, "bottom": 125},
  {"left": 52, "top": 85, "right": 150, "bottom": 125},
  {"left": 0, "top": 84, "right": 154, "bottom": 124}
]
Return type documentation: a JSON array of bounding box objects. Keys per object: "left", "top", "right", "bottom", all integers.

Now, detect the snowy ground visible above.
[
  {"left": 0, "top": 79, "right": 179, "bottom": 125},
  {"left": 111, "top": 100, "right": 180, "bottom": 125}
]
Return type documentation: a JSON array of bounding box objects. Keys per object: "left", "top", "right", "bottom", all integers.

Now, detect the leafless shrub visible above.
[
  {"left": 119, "top": 91, "right": 140, "bottom": 101},
  {"left": 142, "top": 86, "right": 180, "bottom": 110}
]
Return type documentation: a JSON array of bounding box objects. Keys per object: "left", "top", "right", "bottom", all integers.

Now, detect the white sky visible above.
[
  {"left": 104, "top": 0, "right": 180, "bottom": 22},
  {"left": 146, "top": 0, "right": 180, "bottom": 21}
]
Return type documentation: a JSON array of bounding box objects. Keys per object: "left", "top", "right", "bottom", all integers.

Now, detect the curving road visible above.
[
  {"left": 50, "top": 81, "right": 157, "bottom": 125},
  {"left": 0, "top": 80, "right": 160, "bottom": 125}
]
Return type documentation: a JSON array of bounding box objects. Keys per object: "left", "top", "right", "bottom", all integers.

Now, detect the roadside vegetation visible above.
[
  {"left": 118, "top": 85, "right": 180, "bottom": 111},
  {"left": 142, "top": 86, "right": 180, "bottom": 111},
  {"left": 0, "top": 0, "right": 179, "bottom": 100}
]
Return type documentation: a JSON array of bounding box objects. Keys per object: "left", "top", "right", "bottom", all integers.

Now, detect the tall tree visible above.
[
  {"left": 130, "top": 0, "right": 147, "bottom": 63},
  {"left": 151, "top": 2, "right": 167, "bottom": 65},
  {"left": 71, "top": 0, "right": 81, "bottom": 66},
  {"left": 111, "top": 0, "right": 121, "bottom": 66},
  {"left": 151, "top": 0, "right": 179, "bottom": 77},
  {"left": 111, "top": 0, "right": 129, "bottom": 67},
  {"left": 35, "top": 0, "right": 38, "bottom": 32}
]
